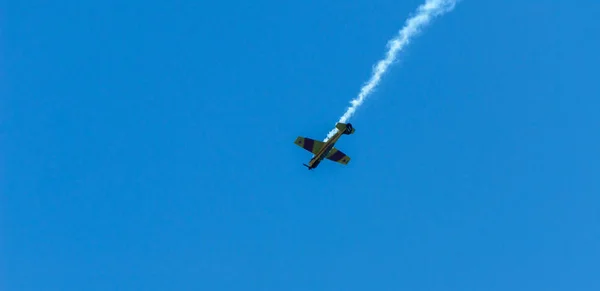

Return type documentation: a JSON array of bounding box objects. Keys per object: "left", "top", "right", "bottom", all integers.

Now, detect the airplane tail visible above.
[{"left": 335, "top": 122, "right": 355, "bottom": 135}]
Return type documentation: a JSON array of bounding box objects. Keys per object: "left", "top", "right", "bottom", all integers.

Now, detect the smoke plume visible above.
[{"left": 325, "top": 0, "right": 458, "bottom": 141}]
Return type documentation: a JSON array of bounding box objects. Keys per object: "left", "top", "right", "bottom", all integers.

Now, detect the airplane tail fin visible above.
[{"left": 335, "top": 122, "right": 355, "bottom": 135}]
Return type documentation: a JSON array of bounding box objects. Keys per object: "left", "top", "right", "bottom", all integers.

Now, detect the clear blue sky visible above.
[{"left": 3, "top": 1, "right": 600, "bottom": 290}]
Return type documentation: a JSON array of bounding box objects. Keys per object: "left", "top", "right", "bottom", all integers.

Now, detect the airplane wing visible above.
[
  {"left": 326, "top": 147, "right": 351, "bottom": 165},
  {"left": 294, "top": 136, "right": 325, "bottom": 155}
]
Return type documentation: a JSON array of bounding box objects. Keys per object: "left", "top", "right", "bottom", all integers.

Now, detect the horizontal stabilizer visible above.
[
  {"left": 335, "top": 122, "right": 355, "bottom": 135},
  {"left": 335, "top": 123, "right": 347, "bottom": 131}
]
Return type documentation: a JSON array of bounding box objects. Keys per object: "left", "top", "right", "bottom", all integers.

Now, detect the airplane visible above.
[{"left": 294, "top": 122, "right": 355, "bottom": 170}]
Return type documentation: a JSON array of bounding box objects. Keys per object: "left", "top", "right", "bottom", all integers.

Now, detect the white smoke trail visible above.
[{"left": 325, "top": 0, "right": 458, "bottom": 141}]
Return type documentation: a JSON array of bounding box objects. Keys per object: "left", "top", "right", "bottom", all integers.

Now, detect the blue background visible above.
[{"left": 3, "top": 0, "right": 600, "bottom": 290}]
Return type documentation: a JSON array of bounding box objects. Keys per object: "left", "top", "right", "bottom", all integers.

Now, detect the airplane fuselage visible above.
[{"left": 305, "top": 129, "right": 344, "bottom": 170}]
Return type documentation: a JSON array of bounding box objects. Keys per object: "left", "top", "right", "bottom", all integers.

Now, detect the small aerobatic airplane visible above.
[{"left": 294, "top": 122, "right": 355, "bottom": 170}]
